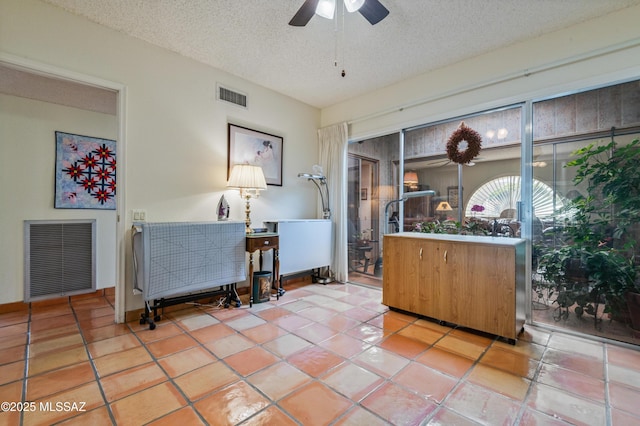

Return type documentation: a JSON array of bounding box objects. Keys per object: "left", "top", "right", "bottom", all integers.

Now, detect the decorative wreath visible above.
[{"left": 446, "top": 122, "right": 482, "bottom": 164}]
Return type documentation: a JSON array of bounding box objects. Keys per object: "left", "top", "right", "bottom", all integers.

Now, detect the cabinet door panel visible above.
[
  {"left": 416, "top": 240, "right": 439, "bottom": 318},
  {"left": 383, "top": 237, "right": 421, "bottom": 313},
  {"left": 426, "top": 241, "right": 454, "bottom": 321},
  {"left": 449, "top": 243, "right": 515, "bottom": 337}
]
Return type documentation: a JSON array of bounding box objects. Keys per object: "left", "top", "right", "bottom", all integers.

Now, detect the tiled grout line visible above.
[
  {"left": 313, "top": 308, "right": 409, "bottom": 426},
  {"left": 217, "top": 293, "right": 369, "bottom": 423},
  {"left": 128, "top": 306, "right": 216, "bottom": 425},
  {"left": 420, "top": 326, "right": 500, "bottom": 425},
  {"left": 349, "top": 308, "right": 508, "bottom": 424},
  {"left": 377, "top": 319, "right": 602, "bottom": 426},
  {"left": 131, "top": 294, "right": 315, "bottom": 425},
  {"left": 603, "top": 342, "right": 612, "bottom": 426},
  {"left": 322, "top": 318, "right": 406, "bottom": 426},
  {"left": 15, "top": 298, "right": 98, "bottom": 424},
  {"left": 18, "top": 306, "right": 32, "bottom": 426},
  {"left": 243, "top": 295, "right": 389, "bottom": 425},
  {"left": 249, "top": 292, "right": 409, "bottom": 425},
  {"left": 371, "top": 314, "right": 445, "bottom": 425},
  {"left": 191, "top": 303, "right": 293, "bottom": 423},
  {"left": 304, "top": 309, "right": 494, "bottom": 425},
  {"left": 158, "top": 315, "right": 222, "bottom": 425},
  {"left": 512, "top": 335, "right": 547, "bottom": 425},
  {"left": 71, "top": 296, "right": 119, "bottom": 425},
  {"left": 526, "top": 331, "right": 609, "bottom": 424},
  {"left": 527, "top": 331, "right": 613, "bottom": 425}
]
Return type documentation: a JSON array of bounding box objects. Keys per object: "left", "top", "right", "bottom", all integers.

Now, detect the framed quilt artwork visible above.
[
  {"left": 228, "top": 123, "right": 283, "bottom": 186},
  {"left": 55, "top": 131, "right": 117, "bottom": 210}
]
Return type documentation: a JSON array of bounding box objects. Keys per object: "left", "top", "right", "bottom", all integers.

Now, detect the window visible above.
[{"left": 465, "top": 176, "right": 564, "bottom": 220}]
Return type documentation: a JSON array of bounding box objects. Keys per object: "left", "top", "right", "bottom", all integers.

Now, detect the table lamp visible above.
[
  {"left": 436, "top": 201, "right": 453, "bottom": 220},
  {"left": 403, "top": 171, "right": 419, "bottom": 189},
  {"left": 227, "top": 164, "right": 267, "bottom": 233}
]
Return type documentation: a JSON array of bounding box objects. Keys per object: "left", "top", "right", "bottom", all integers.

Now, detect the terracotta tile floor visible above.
[{"left": 1, "top": 283, "right": 640, "bottom": 425}]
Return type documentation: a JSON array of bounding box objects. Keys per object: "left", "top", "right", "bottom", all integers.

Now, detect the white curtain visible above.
[{"left": 318, "top": 122, "right": 349, "bottom": 283}]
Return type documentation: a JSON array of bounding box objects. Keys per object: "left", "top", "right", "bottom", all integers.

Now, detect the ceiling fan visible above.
[{"left": 289, "top": 0, "right": 389, "bottom": 26}]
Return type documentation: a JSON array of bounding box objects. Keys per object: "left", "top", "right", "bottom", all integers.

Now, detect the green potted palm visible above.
[{"left": 538, "top": 138, "right": 640, "bottom": 327}]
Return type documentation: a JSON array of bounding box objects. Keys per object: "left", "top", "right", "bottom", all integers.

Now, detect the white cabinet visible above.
[{"left": 264, "top": 220, "right": 332, "bottom": 277}]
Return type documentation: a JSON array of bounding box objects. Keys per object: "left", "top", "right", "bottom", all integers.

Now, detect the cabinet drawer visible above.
[{"left": 246, "top": 235, "right": 279, "bottom": 252}]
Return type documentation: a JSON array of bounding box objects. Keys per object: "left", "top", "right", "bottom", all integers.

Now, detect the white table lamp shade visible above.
[{"left": 227, "top": 164, "right": 267, "bottom": 190}]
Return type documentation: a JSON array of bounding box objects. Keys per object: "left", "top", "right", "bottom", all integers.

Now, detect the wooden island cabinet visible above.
[{"left": 383, "top": 233, "right": 526, "bottom": 342}]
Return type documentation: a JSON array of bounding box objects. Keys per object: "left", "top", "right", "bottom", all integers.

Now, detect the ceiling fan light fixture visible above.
[
  {"left": 315, "top": 0, "right": 336, "bottom": 19},
  {"left": 289, "top": 0, "right": 388, "bottom": 26},
  {"left": 344, "top": 0, "right": 365, "bottom": 13}
]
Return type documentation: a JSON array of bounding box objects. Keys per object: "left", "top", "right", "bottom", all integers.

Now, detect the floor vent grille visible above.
[{"left": 24, "top": 220, "right": 96, "bottom": 301}]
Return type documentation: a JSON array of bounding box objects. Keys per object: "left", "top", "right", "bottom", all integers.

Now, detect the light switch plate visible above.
[{"left": 132, "top": 210, "right": 147, "bottom": 221}]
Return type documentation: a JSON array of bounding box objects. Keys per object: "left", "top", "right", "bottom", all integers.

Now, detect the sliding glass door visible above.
[
  {"left": 347, "top": 134, "right": 399, "bottom": 288},
  {"left": 531, "top": 80, "right": 640, "bottom": 345},
  {"left": 346, "top": 78, "right": 640, "bottom": 347},
  {"left": 401, "top": 106, "right": 523, "bottom": 237}
]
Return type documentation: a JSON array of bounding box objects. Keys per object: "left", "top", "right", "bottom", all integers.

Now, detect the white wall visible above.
[
  {"left": 322, "top": 5, "right": 640, "bottom": 140},
  {"left": 0, "top": 94, "right": 118, "bottom": 302},
  {"left": 0, "top": 0, "right": 321, "bottom": 310}
]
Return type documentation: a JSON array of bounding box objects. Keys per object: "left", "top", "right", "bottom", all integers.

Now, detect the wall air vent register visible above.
[
  {"left": 24, "top": 219, "right": 96, "bottom": 302},
  {"left": 217, "top": 84, "right": 247, "bottom": 108}
]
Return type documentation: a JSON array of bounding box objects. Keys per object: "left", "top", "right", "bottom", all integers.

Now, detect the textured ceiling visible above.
[{"left": 42, "top": 0, "right": 640, "bottom": 109}]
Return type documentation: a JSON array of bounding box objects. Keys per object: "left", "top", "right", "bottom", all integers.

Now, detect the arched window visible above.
[{"left": 465, "top": 176, "right": 563, "bottom": 220}]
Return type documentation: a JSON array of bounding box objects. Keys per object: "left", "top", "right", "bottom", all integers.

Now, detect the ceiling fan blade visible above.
[
  {"left": 289, "top": 0, "right": 320, "bottom": 26},
  {"left": 358, "top": 0, "right": 389, "bottom": 25}
]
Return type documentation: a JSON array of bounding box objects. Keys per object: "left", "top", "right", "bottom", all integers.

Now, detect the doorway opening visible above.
[
  {"left": 348, "top": 154, "right": 382, "bottom": 288},
  {"left": 0, "top": 54, "right": 126, "bottom": 323}
]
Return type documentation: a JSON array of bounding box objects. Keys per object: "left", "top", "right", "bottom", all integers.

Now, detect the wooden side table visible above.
[{"left": 246, "top": 233, "right": 280, "bottom": 307}]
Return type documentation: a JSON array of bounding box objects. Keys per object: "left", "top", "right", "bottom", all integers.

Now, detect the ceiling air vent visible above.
[{"left": 217, "top": 84, "right": 247, "bottom": 108}]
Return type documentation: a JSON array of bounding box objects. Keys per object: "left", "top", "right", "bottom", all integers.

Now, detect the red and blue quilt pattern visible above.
[{"left": 55, "top": 131, "right": 116, "bottom": 210}]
